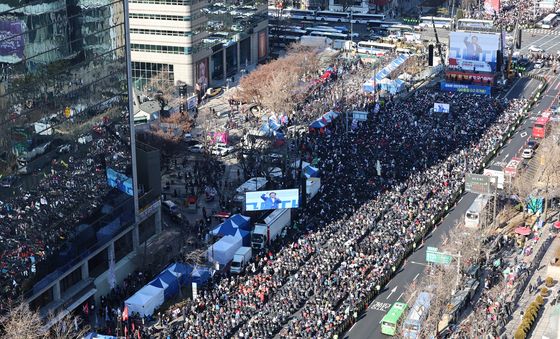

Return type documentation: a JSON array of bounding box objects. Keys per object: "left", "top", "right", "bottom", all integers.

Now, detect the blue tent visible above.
[
  {"left": 190, "top": 266, "right": 212, "bottom": 285},
  {"left": 309, "top": 120, "right": 326, "bottom": 129},
  {"left": 304, "top": 165, "right": 320, "bottom": 178},
  {"left": 153, "top": 270, "right": 180, "bottom": 298},
  {"left": 227, "top": 214, "right": 251, "bottom": 230},
  {"left": 166, "top": 263, "right": 192, "bottom": 285},
  {"left": 237, "top": 229, "right": 251, "bottom": 247},
  {"left": 211, "top": 221, "right": 237, "bottom": 237}
]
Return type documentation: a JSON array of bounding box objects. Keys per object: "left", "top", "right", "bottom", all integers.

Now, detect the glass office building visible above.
[{"left": 0, "top": 0, "right": 160, "bottom": 316}]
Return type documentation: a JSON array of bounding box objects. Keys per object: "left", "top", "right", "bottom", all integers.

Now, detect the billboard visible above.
[
  {"left": 0, "top": 20, "right": 25, "bottom": 63},
  {"left": 107, "top": 168, "right": 134, "bottom": 196},
  {"left": 465, "top": 173, "right": 493, "bottom": 194},
  {"left": 448, "top": 32, "right": 500, "bottom": 73},
  {"left": 484, "top": 0, "right": 500, "bottom": 15},
  {"left": 433, "top": 103, "right": 450, "bottom": 113},
  {"left": 196, "top": 58, "right": 209, "bottom": 93},
  {"left": 440, "top": 82, "right": 491, "bottom": 95},
  {"left": 483, "top": 169, "right": 504, "bottom": 189},
  {"left": 245, "top": 189, "right": 299, "bottom": 211}
]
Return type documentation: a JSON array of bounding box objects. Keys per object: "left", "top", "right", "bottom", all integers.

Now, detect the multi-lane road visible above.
[{"left": 344, "top": 69, "right": 560, "bottom": 339}]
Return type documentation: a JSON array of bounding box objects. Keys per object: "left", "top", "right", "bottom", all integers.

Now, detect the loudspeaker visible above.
[
  {"left": 497, "top": 50, "right": 503, "bottom": 71},
  {"left": 428, "top": 44, "right": 434, "bottom": 66},
  {"left": 516, "top": 29, "right": 522, "bottom": 49}
]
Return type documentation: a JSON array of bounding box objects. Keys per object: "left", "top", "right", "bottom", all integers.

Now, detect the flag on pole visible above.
[
  {"left": 123, "top": 305, "right": 128, "bottom": 321},
  {"left": 82, "top": 303, "right": 89, "bottom": 315}
]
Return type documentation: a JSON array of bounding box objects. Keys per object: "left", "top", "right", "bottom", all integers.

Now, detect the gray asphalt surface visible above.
[{"left": 344, "top": 69, "right": 559, "bottom": 339}]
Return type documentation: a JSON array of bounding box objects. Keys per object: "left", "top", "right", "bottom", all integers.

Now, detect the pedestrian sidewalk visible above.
[{"left": 502, "top": 226, "right": 558, "bottom": 336}]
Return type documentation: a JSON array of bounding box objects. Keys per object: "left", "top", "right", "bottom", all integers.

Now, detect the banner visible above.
[
  {"left": 440, "top": 82, "right": 491, "bottom": 95},
  {"left": 433, "top": 103, "right": 450, "bottom": 113},
  {"left": 446, "top": 71, "right": 495, "bottom": 84},
  {"left": 448, "top": 32, "right": 500, "bottom": 73},
  {"left": 196, "top": 58, "right": 209, "bottom": 93},
  {"left": 0, "top": 20, "right": 25, "bottom": 63},
  {"left": 245, "top": 189, "right": 299, "bottom": 211}
]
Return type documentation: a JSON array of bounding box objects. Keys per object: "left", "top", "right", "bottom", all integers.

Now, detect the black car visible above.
[{"left": 526, "top": 139, "right": 539, "bottom": 150}]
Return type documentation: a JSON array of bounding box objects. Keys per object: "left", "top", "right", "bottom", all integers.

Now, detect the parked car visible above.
[
  {"left": 189, "top": 144, "right": 204, "bottom": 153},
  {"left": 526, "top": 139, "right": 539, "bottom": 150},
  {"left": 528, "top": 45, "right": 544, "bottom": 53},
  {"left": 211, "top": 144, "right": 234, "bottom": 156},
  {"left": 521, "top": 148, "right": 534, "bottom": 159}
]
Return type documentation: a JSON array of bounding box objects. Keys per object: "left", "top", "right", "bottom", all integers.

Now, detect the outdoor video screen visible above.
[
  {"left": 433, "top": 103, "right": 450, "bottom": 113},
  {"left": 448, "top": 32, "right": 500, "bottom": 72},
  {"left": 245, "top": 189, "right": 300, "bottom": 211},
  {"left": 107, "top": 168, "right": 134, "bottom": 196}
]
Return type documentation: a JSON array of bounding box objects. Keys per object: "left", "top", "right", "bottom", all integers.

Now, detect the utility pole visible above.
[
  {"left": 493, "top": 181, "right": 498, "bottom": 228},
  {"left": 350, "top": 10, "right": 354, "bottom": 44}
]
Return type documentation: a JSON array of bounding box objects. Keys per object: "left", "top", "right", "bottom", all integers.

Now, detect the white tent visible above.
[
  {"left": 207, "top": 235, "right": 243, "bottom": 265},
  {"left": 125, "top": 285, "right": 165, "bottom": 317}
]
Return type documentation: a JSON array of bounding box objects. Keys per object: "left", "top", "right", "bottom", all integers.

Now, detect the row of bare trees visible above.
[
  {"left": 0, "top": 303, "right": 89, "bottom": 339},
  {"left": 236, "top": 47, "right": 323, "bottom": 115}
]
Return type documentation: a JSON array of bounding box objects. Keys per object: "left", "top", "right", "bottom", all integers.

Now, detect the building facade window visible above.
[
  {"left": 131, "top": 44, "right": 192, "bottom": 54},
  {"left": 129, "top": 12, "right": 204, "bottom": 21},
  {"left": 130, "top": 28, "right": 192, "bottom": 36}
]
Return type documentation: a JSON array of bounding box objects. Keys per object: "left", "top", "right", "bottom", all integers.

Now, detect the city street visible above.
[{"left": 344, "top": 71, "right": 559, "bottom": 339}]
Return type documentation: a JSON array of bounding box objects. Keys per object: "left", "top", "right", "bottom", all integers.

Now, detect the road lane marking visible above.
[
  {"left": 386, "top": 286, "right": 398, "bottom": 300},
  {"left": 397, "top": 292, "right": 404, "bottom": 301},
  {"left": 520, "top": 132, "right": 527, "bottom": 138},
  {"left": 410, "top": 261, "right": 431, "bottom": 266},
  {"left": 369, "top": 301, "right": 392, "bottom": 312},
  {"left": 413, "top": 273, "right": 420, "bottom": 281}
]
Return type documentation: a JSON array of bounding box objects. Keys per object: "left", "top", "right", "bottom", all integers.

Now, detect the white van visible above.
[{"left": 162, "top": 200, "right": 179, "bottom": 215}]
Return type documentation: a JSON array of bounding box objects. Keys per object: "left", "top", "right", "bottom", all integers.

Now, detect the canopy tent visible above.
[
  {"left": 322, "top": 111, "right": 340, "bottom": 123},
  {"left": 309, "top": 119, "right": 327, "bottom": 129},
  {"left": 191, "top": 266, "right": 212, "bottom": 285},
  {"left": 150, "top": 269, "right": 180, "bottom": 299},
  {"left": 374, "top": 54, "right": 410, "bottom": 82},
  {"left": 167, "top": 263, "right": 192, "bottom": 285},
  {"left": 207, "top": 234, "right": 243, "bottom": 265},
  {"left": 304, "top": 165, "right": 320, "bottom": 178},
  {"left": 125, "top": 285, "right": 164, "bottom": 317},
  {"left": 211, "top": 214, "right": 251, "bottom": 236},
  {"left": 377, "top": 78, "right": 406, "bottom": 95},
  {"left": 362, "top": 80, "right": 375, "bottom": 93}
]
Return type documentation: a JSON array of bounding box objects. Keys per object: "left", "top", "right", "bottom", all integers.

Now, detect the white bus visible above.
[
  {"left": 316, "top": 10, "right": 349, "bottom": 22},
  {"left": 305, "top": 26, "right": 343, "bottom": 34},
  {"left": 356, "top": 41, "right": 396, "bottom": 56},
  {"left": 457, "top": 18, "right": 494, "bottom": 30},
  {"left": 419, "top": 16, "right": 454, "bottom": 29},
  {"left": 464, "top": 195, "right": 490, "bottom": 229},
  {"left": 309, "top": 30, "right": 348, "bottom": 40},
  {"left": 539, "top": 13, "right": 558, "bottom": 29},
  {"left": 284, "top": 8, "right": 316, "bottom": 20},
  {"left": 271, "top": 26, "right": 307, "bottom": 35},
  {"left": 352, "top": 13, "right": 386, "bottom": 24}
]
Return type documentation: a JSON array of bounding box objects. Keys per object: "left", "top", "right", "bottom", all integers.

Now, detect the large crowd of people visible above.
[
  {"left": 133, "top": 54, "right": 530, "bottom": 339},
  {"left": 0, "top": 108, "right": 132, "bottom": 312}
]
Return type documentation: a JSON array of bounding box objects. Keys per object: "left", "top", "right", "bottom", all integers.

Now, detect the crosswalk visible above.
[{"left": 524, "top": 28, "right": 560, "bottom": 36}]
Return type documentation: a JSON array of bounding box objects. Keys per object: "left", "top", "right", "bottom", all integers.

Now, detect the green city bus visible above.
[{"left": 381, "top": 302, "right": 408, "bottom": 336}]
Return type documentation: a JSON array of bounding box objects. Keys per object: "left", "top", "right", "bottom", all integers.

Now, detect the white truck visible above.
[
  {"left": 251, "top": 209, "right": 291, "bottom": 249},
  {"left": 306, "top": 178, "right": 321, "bottom": 202},
  {"left": 230, "top": 246, "right": 252, "bottom": 274}
]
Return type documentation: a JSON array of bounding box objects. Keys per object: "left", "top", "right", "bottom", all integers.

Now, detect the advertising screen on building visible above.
[
  {"left": 433, "top": 103, "right": 450, "bottom": 113},
  {"left": 245, "top": 189, "right": 299, "bottom": 211},
  {"left": 448, "top": 32, "right": 500, "bottom": 73},
  {"left": 107, "top": 168, "right": 134, "bottom": 196}
]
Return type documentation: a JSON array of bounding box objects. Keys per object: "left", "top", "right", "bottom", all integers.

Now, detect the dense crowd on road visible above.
[
  {"left": 0, "top": 111, "right": 132, "bottom": 312},
  {"left": 130, "top": 55, "right": 530, "bottom": 338}
]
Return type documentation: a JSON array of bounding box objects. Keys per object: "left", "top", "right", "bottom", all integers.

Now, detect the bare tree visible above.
[
  {"left": 47, "top": 311, "right": 91, "bottom": 339},
  {"left": 536, "top": 130, "right": 560, "bottom": 220},
  {"left": 0, "top": 302, "right": 46, "bottom": 339}
]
